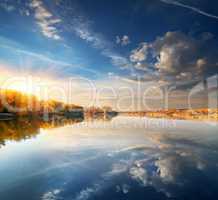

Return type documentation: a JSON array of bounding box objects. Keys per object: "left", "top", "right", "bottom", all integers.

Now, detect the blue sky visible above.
[{"left": 0, "top": 0, "right": 218, "bottom": 110}]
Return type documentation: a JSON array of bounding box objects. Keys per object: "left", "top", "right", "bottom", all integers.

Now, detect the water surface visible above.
[{"left": 0, "top": 116, "right": 218, "bottom": 200}]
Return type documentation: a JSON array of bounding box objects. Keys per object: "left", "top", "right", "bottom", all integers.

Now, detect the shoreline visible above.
[
  {"left": 0, "top": 109, "right": 217, "bottom": 122},
  {"left": 119, "top": 109, "right": 218, "bottom": 122}
]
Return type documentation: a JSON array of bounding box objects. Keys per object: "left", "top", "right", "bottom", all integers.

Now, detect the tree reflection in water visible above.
[{"left": 0, "top": 112, "right": 118, "bottom": 147}]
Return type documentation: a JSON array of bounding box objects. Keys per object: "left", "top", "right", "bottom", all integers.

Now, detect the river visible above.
[{"left": 0, "top": 116, "right": 218, "bottom": 200}]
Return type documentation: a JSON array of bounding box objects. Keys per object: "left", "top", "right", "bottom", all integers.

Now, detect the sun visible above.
[
  {"left": 6, "top": 82, "right": 34, "bottom": 95},
  {"left": 0, "top": 74, "right": 40, "bottom": 97}
]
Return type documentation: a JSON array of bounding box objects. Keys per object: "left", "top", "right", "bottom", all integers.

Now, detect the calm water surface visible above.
[{"left": 0, "top": 116, "right": 218, "bottom": 200}]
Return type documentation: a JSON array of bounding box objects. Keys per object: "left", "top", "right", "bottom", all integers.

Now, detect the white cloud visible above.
[
  {"left": 155, "top": 158, "right": 175, "bottom": 183},
  {"left": 130, "top": 43, "right": 148, "bottom": 62},
  {"left": 121, "top": 184, "right": 130, "bottom": 194},
  {"left": 20, "top": 8, "right": 30, "bottom": 16},
  {"left": 196, "top": 58, "right": 207, "bottom": 69},
  {"left": 73, "top": 25, "right": 131, "bottom": 68},
  {"left": 129, "top": 166, "right": 148, "bottom": 186},
  {"left": 0, "top": 42, "right": 72, "bottom": 68},
  {"left": 75, "top": 184, "right": 102, "bottom": 200},
  {"left": 41, "top": 189, "right": 62, "bottom": 200},
  {"left": 56, "top": 5, "right": 132, "bottom": 68},
  {"left": 30, "top": 0, "right": 62, "bottom": 40},
  {"left": 104, "top": 163, "right": 128, "bottom": 177},
  {"left": 0, "top": 1, "right": 31, "bottom": 16},
  {"left": 116, "top": 36, "right": 121, "bottom": 44},
  {"left": 160, "top": 0, "right": 218, "bottom": 20},
  {"left": 129, "top": 31, "right": 218, "bottom": 87},
  {"left": 74, "top": 27, "right": 131, "bottom": 68},
  {"left": 0, "top": 3, "right": 15, "bottom": 12},
  {"left": 116, "top": 35, "right": 131, "bottom": 46},
  {"left": 108, "top": 53, "right": 132, "bottom": 68},
  {"left": 74, "top": 25, "right": 105, "bottom": 49}
]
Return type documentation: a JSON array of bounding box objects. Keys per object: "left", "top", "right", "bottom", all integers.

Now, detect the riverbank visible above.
[{"left": 120, "top": 108, "right": 218, "bottom": 122}]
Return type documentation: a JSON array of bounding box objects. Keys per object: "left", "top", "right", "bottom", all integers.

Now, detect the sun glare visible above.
[{"left": 5, "top": 82, "right": 34, "bottom": 95}]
